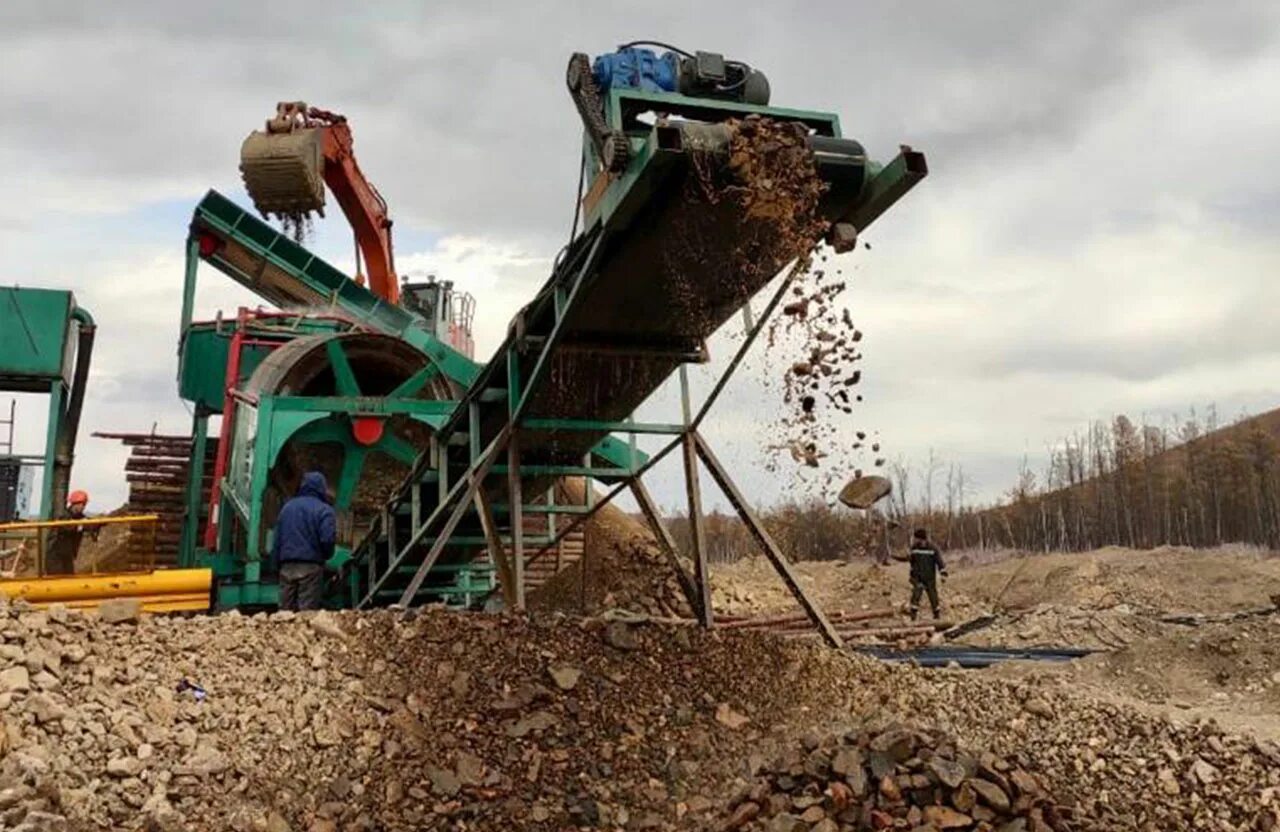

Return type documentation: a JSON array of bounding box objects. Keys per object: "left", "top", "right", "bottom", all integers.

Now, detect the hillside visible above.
[{"left": 936, "top": 406, "right": 1280, "bottom": 553}]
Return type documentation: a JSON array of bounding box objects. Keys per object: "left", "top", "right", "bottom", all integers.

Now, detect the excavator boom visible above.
[{"left": 239, "top": 103, "right": 400, "bottom": 304}]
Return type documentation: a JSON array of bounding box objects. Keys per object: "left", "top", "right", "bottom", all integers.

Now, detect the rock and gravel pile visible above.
[
  {"left": 529, "top": 481, "right": 692, "bottom": 619},
  {"left": 0, "top": 595, "right": 864, "bottom": 831},
  {"left": 722, "top": 725, "right": 1072, "bottom": 832},
  {"left": 0, "top": 583, "right": 1275, "bottom": 830},
  {"left": 862, "top": 663, "right": 1280, "bottom": 831}
]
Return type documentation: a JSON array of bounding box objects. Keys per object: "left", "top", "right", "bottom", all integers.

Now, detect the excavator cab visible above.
[{"left": 399, "top": 275, "right": 476, "bottom": 359}]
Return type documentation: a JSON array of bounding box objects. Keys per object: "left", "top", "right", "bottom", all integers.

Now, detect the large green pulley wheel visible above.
[{"left": 241, "top": 331, "right": 454, "bottom": 554}]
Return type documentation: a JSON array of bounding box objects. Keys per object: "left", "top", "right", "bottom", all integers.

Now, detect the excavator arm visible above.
[{"left": 240, "top": 103, "right": 400, "bottom": 304}]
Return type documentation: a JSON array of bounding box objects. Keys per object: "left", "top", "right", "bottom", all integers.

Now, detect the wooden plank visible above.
[{"left": 475, "top": 491, "right": 517, "bottom": 609}]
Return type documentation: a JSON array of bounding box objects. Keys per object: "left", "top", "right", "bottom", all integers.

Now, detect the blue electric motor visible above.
[
  {"left": 591, "top": 46, "right": 770, "bottom": 105},
  {"left": 592, "top": 48, "right": 680, "bottom": 94}
]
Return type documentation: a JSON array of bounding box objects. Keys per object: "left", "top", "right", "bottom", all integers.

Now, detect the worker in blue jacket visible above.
[
  {"left": 272, "top": 470, "right": 336, "bottom": 611},
  {"left": 893, "top": 527, "right": 948, "bottom": 620}
]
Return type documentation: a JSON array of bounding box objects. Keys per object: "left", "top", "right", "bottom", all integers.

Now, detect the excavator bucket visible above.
[{"left": 239, "top": 129, "right": 327, "bottom": 218}]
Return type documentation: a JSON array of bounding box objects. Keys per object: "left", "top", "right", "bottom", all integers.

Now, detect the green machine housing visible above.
[{"left": 0, "top": 287, "right": 95, "bottom": 520}]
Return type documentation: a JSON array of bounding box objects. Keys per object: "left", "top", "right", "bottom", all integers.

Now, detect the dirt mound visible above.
[
  {"left": 958, "top": 603, "right": 1171, "bottom": 651},
  {"left": 0, "top": 596, "right": 1273, "bottom": 830},
  {"left": 711, "top": 558, "right": 952, "bottom": 622},
  {"left": 713, "top": 546, "right": 1280, "bottom": 624},
  {"left": 0, "top": 598, "right": 863, "bottom": 831},
  {"left": 954, "top": 545, "right": 1280, "bottom": 613},
  {"left": 1072, "top": 616, "right": 1280, "bottom": 708},
  {"left": 528, "top": 479, "right": 691, "bottom": 618}
]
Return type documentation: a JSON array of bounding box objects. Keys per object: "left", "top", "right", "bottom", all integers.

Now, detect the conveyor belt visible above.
[{"left": 437, "top": 120, "right": 924, "bottom": 474}]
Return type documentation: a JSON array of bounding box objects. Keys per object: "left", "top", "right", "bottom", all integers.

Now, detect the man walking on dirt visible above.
[
  {"left": 895, "top": 528, "right": 947, "bottom": 620},
  {"left": 272, "top": 471, "right": 336, "bottom": 611}
]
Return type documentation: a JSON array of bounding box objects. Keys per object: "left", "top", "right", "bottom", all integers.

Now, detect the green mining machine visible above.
[
  {"left": 176, "top": 45, "right": 926, "bottom": 640},
  {"left": 0, "top": 287, "right": 96, "bottom": 521}
]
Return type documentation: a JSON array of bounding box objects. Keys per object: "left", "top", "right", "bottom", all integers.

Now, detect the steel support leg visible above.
[
  {"left": 681, "top": 433, "right": 713, "bottom": 628},
  {"left": 179, "top": 411, "right": 209, "bottom": 567},
  {"left": 693, "top": 432, "right": 843, "bottom": 648},
  {"left": 475, "top": 491, "right": 517, "bottom": 609},
  {"left": 508, "top": 430, "right": 526, "bottom": 611},
  {"left": 39, "top": 380, "right": 64, "bottom": 519}
]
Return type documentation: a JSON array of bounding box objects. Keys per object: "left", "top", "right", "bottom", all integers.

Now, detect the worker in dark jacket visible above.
[
  {"left": 45, "top": 490, "right": 99, "bottom": 575},
  {"left": 272, "top": 471, "right": 336, "bottom": 611},
  {"left": 894, "top": 527, "right": 947, "bottom": 620}
]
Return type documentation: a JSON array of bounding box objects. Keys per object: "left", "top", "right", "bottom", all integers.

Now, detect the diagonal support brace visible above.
[
  {"left": 388, "top": 425, "right": 512, "bottom": 607},
  {"left": 693, "top": 432, "right": 844, "bottom": 648},
  {"left": 630, "top": 477, "right": 699, "bottom": 616}
]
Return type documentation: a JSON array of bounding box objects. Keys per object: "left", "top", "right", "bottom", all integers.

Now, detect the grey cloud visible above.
[
  {"left": 3, "top": 1, "right": 1278, "bottom": 244},
  {"left": 985, "top": 299, "right": 1280, "bottom": 382}
]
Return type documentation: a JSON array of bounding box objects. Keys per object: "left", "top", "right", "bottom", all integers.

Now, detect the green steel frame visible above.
[
  {"left": 343, "top": 89, "right": 925, "bottom": 642},
  {"left": 180, "top": 198, "right": 649, "bottom": 608},
  {"left": 175, "top": 81, "right": 926, "bottom": 634},
  {"left": 349, "top": 225, "right": 851, "bottom": 646}
]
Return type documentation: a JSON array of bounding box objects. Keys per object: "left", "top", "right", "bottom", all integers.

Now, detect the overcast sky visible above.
[{"left": 3, "top": 2, "right": 1279, "bottom": 516}]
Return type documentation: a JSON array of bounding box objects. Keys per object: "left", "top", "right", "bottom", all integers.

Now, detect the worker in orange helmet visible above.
[
  {"left": 67, "top": 490, "right": 89, "bottom": 518},
  {"left": 45, "top": 490, "right": 99, "bottom": 576}
]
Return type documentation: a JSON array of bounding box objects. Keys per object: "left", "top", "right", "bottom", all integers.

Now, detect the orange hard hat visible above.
[{"left": 68, "top": 490, "right": 89, "bottom": 506}]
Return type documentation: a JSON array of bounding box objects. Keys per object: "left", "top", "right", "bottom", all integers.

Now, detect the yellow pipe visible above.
[
  {"left": 0, "top": 514, "right": 160, "bottom": 532},
  {"left": 0, "top": 569, "right": 212, "bottom": 607}
]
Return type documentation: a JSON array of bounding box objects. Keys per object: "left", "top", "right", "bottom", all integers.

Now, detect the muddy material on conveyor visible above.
[
  {"left": 511, "top": 117, "right": 831, "bottom": 466},
  {"left": 669, "top": 115, "right": 830, "bottom": 336},
  {"left": 443, "top": 117, "right": 870, "bottom": 530}
]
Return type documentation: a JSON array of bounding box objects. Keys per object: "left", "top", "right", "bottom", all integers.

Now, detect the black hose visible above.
[
  {"left": 717, "top": 61, "right": 751, "bottom": 92},
  {"left": 615, "top": 40, "right": 694, "bottom": 58},
  {"left": 554, "top": 145, "right": 589, "bottom": 272},
  {"left": 51, "top": 306, "right": 95, "bottom": 516}
]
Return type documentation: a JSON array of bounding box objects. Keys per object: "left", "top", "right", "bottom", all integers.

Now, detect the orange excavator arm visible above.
[
  {"left": 240, "top": 103, "right": 400, "bottom": 304},
  {"left": 313, "top": 111, "right": 399, "bottom": 305}
]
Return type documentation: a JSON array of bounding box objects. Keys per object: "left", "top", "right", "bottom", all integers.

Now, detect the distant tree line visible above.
[
  {"left": 952, "top": 408, "right": 1280, "bottom": 552},
  {"left": 659, "top": 407, "right": 1280, "bottom": 562}
]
